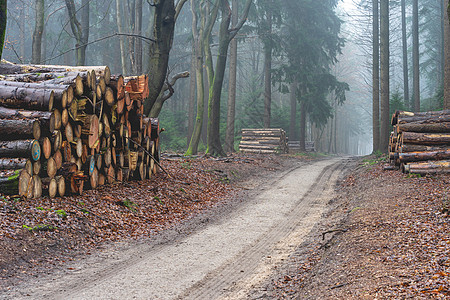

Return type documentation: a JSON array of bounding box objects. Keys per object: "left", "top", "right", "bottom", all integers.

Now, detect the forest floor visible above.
[{"left": 0, "top": 152, "right": 449, "bottom": 299}]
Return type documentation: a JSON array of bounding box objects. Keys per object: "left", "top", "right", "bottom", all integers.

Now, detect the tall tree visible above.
[
  {"left": 206, "top": 0, "right": 252, "bottom": 156},
  {"left": 289, "top": 81, "right": 297, "bottom": 140},
  {"left": 65, "top": 0, "right": 90, "bottom": 65},
  {"left": 224, "top": 0, "right": 238, "bottom": 153},
  {"left": 31, "top": 0, "right": 44, "bottom": 64},
  {"left": 401, "top": 0, "right": 409, "bottom": 110},
  {"left": 372, "top": 0, "right": 380, "bottom": 152},
  {"left": 116, "top": 0, "right": 128, "bottom": 74},
  {"left": 263, "top": 1, "right": 273, "bottom": 128},
  {"left": 412, "top": 0, "right": 420, "bottom": 111},
  {"left": 379, "top": 0, "right": 390, "bottom": 152},
  {"left": 0, "top": 0, "right": 6, "bottom": 60},
  {"left": 145, "top": 0, "right": 188, "bottom": 114},
  {"left": 135, "top": 0, "right": 143, "bottom": 74},
  {"left": 444, "top": 0, "right": 450, "bottom": 109},
  {"left": 186, "top": 0, "right": 219, "bottom": 155}
]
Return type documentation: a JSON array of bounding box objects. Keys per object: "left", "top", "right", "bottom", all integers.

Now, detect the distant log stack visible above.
[
  {"left": 389, "top": 110, "right": 450, "bottom": 175},
  {"left": 288, "top": 140, "right": 315, "bottom": 153},
  {"left": 0, "top": 61, "right": 161, "bottom": 198},
  {"left": 239, "top": 128, "right": 288, "bottom": 154}
]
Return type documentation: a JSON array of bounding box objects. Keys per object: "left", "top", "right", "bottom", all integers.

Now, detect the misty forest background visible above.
[{"left": 0, "top": 0, "right": 448, "bottom": 155}]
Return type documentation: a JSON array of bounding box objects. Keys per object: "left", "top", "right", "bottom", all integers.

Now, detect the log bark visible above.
[
  {"left": 399, "top": 144, "right": 449, "bottom": 153},
  {"left": 0, "top": 119, "right": 41, "bottom": 140},
  {"left": 398, "top": 149, "right": 450, "bottom": 163},
  {"left": 0, "top": 85, "right": 54, "bottom": 111},
  {"left": 0, "top": 106, "right": 52, "bottom": 120},
  {"left": 400, "top": 132, "right": 450, "bottom": 145},
  {"left": 403, "top": 160, "right": 450, "bottom": 174},
  {"left": 0, "top": 139, "right": 41, "bottom": 161},
  {"left": 0, "top": 158, "right": 27, "bottom": 170},
  {"left": 0, "top": 169, "right": 21, "bottom": 195},
  {"left": 398, "top": 122, "right": 450, "bottom": 133}
]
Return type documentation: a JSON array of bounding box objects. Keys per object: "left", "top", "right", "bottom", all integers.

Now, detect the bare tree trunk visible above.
[
  {"left": 444, "top": 0, "right": 450, "bottom": 109},
  {"left": 116, "top": 0, "right": 128, "bottom": 74},
  {"left": 289, "top": 81, "right": 297, "bottom": 141},
  {"left": 187, "top": 50, "right": 196, "bottom": 146},
  {"left": 0, "top": 0, "right": 5, "bottom": 60},
  {"left": 263, "top": 7, "right": 272, "bottom": 129},
  {"left": 412, "top": 0, "right": 420, "bottom": 112},
  {"left": 380, "top": 0, "right": 390, "bottom": 153},
  {"left": 32, "top": 0, "right": 44, "bottom": 64},
  {"left": 186, "top": 0, "right": 218, "bottom": 155},
  {"left": 135, "top": 0, "right": 143, "bottom": 74},
  {"left": 224, "top": 0, "right": 238, "bottom": 153},
  {"left": 65, "top": 0, "right": 89, "bottom": 66},
  {"left": 206, "top": 0, "right": 252, "bottom": 156},
  {"left": 125, "top": 0, "right": 136, "bottom": 74},
  {"left": 372, "top": 0, "right": 380, "bottom": 153},
  {"left": 401, "top": 0, "right": 410, "bottom": 110},
  {"left": 19, "top": 5, "right": 25, "bottom": 61},
  {"left": 299, "top": 99, "right": 306, "bottom": 152}
]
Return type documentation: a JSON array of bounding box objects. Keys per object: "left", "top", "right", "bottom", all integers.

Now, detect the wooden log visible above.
[
  {"left": 32, "top": 175, "right": 42, "bottom": 198},
  {"left": 400, "top": 132, "right": 450, "bottom": 145},
  {"left": 0, "top": 119, "right": 41, "bottom": 140},
  {"left": 45, "top": 157, "right": 57, "bottom": 178},
  {"left": 0, "top": 169, "right": 21, "bottom": 195},
  {"left": 50, "top": 109, "right": 62, "bottom": 132},
  {"left": 0, "top": 85, "right": 54, "bottom": 111},
  {"left": 33, "top": 160, "right": 41, "bottom": 175},
  {"left": 398, "top": 122, "right": 450, "bottom": 133},
  {"left": 44, "top": 75, "right": 84, "bottom": 97},
  {"left": 0, "top": 106, "right": 52, "bottom": 120},
  {"left": 0, "top": 158, "right": 27, "bottom": 170},
  {"left": 80, "top": 114, "right": 99, "bottom": 148},
  {"left": 42, "top": 137, "right": 52, "bottom": 160},
  {"left": 0, "top": 139, "right": 41, "bottom": 161},
  {"left": 89, "top": 167, "right": 98, "bottom": 189},
  {"left": 41, "top": 177, "right": 58, "bottom": 198},
  {"left": 399, "top": 144, "right": 449, "bottom": 153},
  {"left": 398, "top": 150, "right": 450, "bottom": 163},
  {"left": 53, "top": 150, "right": 63, "bottom": 170},
  {"left": 403, "top": 160, "right": 450, "bottom": 174},
  {"left": 392, "top": 110, "right": 450, "bottom": 125},
  {"left": 56, "top": 176, "right": 65, "bottom": 197}
]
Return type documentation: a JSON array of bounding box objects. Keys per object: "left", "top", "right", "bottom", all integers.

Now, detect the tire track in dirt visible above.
[
  {"left": 4, "top": 157, "right": 350, "bottom": 300},
  {"left": 181, "top": 158, "right": 349, "bottom": 299}
]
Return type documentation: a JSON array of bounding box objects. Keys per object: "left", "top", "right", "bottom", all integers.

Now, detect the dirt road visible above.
[{"left": 5, "top": 157, "right": 351, "bottom": 300}]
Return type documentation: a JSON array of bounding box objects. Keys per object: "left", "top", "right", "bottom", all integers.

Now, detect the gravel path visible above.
[{"left": 5, "top": 157, "right": 350, "bottom": 300}]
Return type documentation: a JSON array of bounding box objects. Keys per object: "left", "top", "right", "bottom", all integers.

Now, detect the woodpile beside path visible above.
[
  {"left": 389, "top": 110, "right": 450, "bottom": 175},
  {"left": 0, "top": 61, "right": 160, "bottom": 199},
  {"left": 239, "top": 128, "right": 288, "bottom": 154}
]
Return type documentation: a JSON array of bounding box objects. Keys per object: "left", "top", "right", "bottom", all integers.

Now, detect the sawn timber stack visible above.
[
  {"left": 389, "top": 110, "right": 450, "bottom": 175},
  {"left": 0, "top": 61, "right": 161, "bottom": 199},
  {"left": 239, "top": 128, "right": 288, "bottom": 154}
]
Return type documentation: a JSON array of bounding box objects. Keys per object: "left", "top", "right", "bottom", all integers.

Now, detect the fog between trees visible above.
[{"left": 1, "top": 0, "right": 447, "bottom": 155}]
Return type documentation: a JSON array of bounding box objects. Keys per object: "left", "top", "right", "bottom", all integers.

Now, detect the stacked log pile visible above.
[
  {"left": 239, "top": 128, "right": 288, "bottom": 154},
  {"left": 0, "top": 62, "right": 160, "bottom": 198},
  {"left": 389, "top": 110, "right": 450, "bottom": 175},
  {"left": 287, "top": 141, "right": 315, "bottom": 153}
]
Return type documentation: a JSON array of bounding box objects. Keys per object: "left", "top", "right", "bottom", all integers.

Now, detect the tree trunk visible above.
[
  {"left": 263, "top": 7, "right": 273, "bottom": 129},
  {"left": 32, "top": 0, "right": 44, "bottom": 64},
  {"left": 135, "top": 0, "right": 143, "bottom": 74},
  {"left": 187, "top": 50, "right": 196, "bottom": 147},
  {"left": 444, "top": 0, "right": 450, "bottom": 109},
  {"left": 0, "top": 0, "right": 6, "bottom": 60},
  {"left": 79, "top": 0, "right": 89, "bottom": 66},
  {"left": 0, "top": 158, "right": 27, "bottom": 170},
  {"left": 299, "top": 99, "right": 306, "bottom": 152},
  {"left": 372, "top": 0, "right": 380, "bottom": 153},
  {"left": 116, "top": 0, "right": 128, "bottom": 74},
  {"left": 412, "top": 0, "right": 420, "bottom": 112},
  {"left": 401, "top": 0, "right": 410, "bottom": 110},
  {"left": 224, "top": 0, "right": 238, "bottom": 153},
  {"left": 146, "top": 0, "right": 176, "bottom": 111},
  {"left": 289, "top": 81, "right": 297, "bottom": 141},
  {"left": 399, "top": 144, "right": 448, "bottom": 153},
  {"left": 379, "top": 0, "right": 390, "bottom": 153}
]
